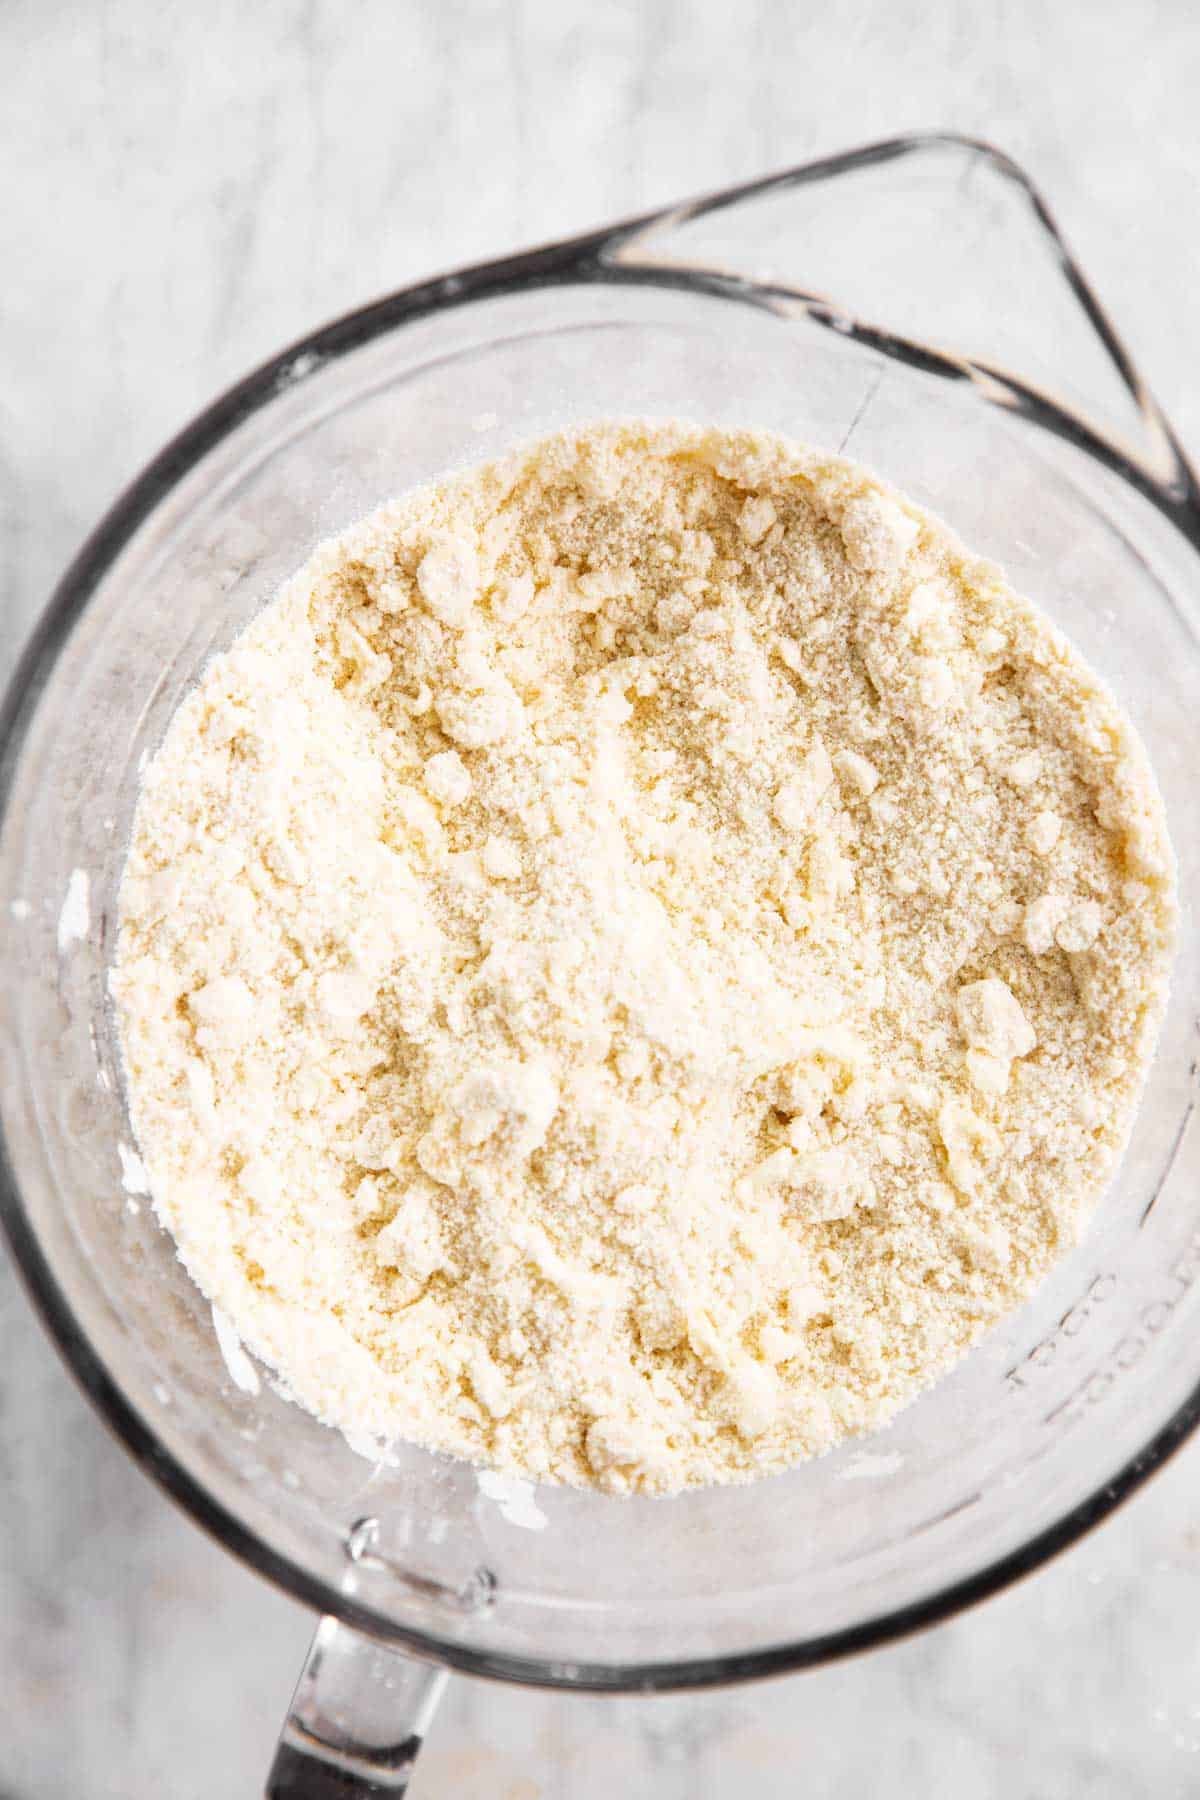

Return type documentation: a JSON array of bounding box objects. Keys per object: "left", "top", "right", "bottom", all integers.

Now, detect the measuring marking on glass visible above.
[
  {"left": 1028, "top": 1230, "right": 1200, "bottom": 1432},
  {"left": 1006, "top": 1273, "right": 1117, "bottom": 1392},
  {"left": 1140, "top": 1095, "right": 1197, "bottom": 1225}
]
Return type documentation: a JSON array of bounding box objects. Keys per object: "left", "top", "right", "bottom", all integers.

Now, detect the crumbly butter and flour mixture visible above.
[{"left": 112, "top": 421, "right": 1176, "bottom": 1494}]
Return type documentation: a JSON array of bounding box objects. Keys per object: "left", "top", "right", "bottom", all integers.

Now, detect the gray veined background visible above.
[{"left": 3, "top": 1, "right": 1200, "bottom": 1794}]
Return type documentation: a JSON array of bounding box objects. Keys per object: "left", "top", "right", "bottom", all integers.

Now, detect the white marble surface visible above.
[{"left": 4, "top": 2, "right": 1200, "bottom": 1794}]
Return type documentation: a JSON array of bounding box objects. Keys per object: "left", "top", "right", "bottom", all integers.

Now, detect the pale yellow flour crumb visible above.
[{"left": 112, "top": 420, "right": 1176, "bottom": 1496}]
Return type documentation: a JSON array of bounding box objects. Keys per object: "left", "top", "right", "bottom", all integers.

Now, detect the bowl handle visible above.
[
  {"left": 266, "top": 1614, "right": 447, "bottom": 1798},
  {"left": 598, "top": 132, "right": 1200, "bottom": 537}
]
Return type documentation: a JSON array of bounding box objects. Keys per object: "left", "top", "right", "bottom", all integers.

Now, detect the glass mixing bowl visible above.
[{"left": 2, "top": 135, "right": 1198, "bottom": 1796}]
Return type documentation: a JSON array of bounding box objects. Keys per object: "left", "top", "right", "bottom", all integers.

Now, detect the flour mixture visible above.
[{"left": 112, "top": 421, "right": 1176, "bottom": 1493}]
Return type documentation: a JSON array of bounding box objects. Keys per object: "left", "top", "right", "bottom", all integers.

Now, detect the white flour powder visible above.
[{"left": 112, "top": 421, "right": 1176, "bottom": 1493}]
